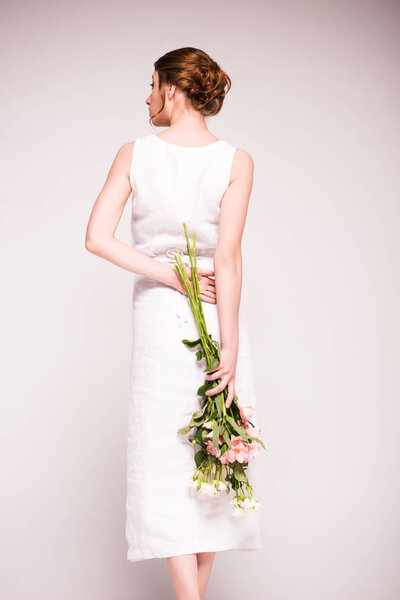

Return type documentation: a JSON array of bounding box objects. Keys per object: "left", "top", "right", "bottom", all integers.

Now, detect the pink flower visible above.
[
  {"left": 245, "top": 423, "right": 261, "bottom": 438},
  {"left": 218, "top": 435, "right": 250, "bottom": 464},
  {"left": 247, "top": 440, "right": 262, "bottom": 460},
  {"left": 220, "top": 447, "right": 236, "bottom": 464},
  {"left": 205, "top": 424, "right": 261, "bottom": 464},
  {"left": 244, "top": 423, "right": 262, "bottom": 461},
  {"left": 206, "top": 429, "right": 225, "bottom": 445},
  {"left": 238, "top": 404, "right": 255, "bottom": 426},
  {"left": 205, "top": 439, "right": 221, "bottom": 458},
  {"left": 231, "top": 435, "right": 250, "bottom": 463}
]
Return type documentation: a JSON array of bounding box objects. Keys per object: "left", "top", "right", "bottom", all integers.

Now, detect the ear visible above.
[{"left": 168, "top": 83, "right": 177, "bottom": 97}]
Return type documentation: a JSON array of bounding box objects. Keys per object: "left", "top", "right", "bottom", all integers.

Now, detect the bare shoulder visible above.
[
  {"left": 118, "top": 140, "right": 136, "bottom": 157},
  {"left": 234, "top": 147, "right": 254, "bottom": 164},
  {"left": 109, "top": 141, "right": 137, "bottom": 178},
  {"left": 230, "top": 147, "right": 254, "bottom": 183}
]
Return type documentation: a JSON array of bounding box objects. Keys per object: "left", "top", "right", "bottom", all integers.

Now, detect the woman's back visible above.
[{"left": 129, "top": 133, "right": 237, "bottom": 258}]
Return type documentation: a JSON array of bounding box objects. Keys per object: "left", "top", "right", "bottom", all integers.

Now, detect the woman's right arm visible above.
[{"left": 85, "top": 142, "right": 215, "bottom": 301}]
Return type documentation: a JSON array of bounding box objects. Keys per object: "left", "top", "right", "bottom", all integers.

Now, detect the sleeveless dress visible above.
[{"left": 125, "top": 133, "right": 262, "bottom": 562}]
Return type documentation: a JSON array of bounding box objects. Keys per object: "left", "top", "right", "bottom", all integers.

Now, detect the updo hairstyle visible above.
[{"left": 150, "top": 47, "right": 231, "bottom": 122}]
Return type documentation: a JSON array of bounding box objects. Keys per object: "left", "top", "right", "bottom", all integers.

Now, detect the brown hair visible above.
[{"left": 149, "top": 47, "right": 231, "bottom": 124}]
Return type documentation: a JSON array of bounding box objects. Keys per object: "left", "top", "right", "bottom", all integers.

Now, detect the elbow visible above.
[
  {"left": 214, "top": 246, "right": 242, "bottom": 263},
  {"left": 213, "top": 249, "right": 242, "bottom": 271},
  {"left": 85, "top": 237, "right": 95, "bottom": 253},
  {"left": 85, "top": 235, "right": 101, "bottom": 253},
  {"left": 85, "top": 234, "right": 114, "bottom": 254}
]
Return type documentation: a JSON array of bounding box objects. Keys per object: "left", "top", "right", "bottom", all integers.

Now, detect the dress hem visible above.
[{"left": 127, "top": 542, "right": 262, "bottom": 563}]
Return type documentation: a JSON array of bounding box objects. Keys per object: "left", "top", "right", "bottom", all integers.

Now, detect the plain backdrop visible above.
[{"left": 1, "top": 1, "right": 399, "bottom": 599}]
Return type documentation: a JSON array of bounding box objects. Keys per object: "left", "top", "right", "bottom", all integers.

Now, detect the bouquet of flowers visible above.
[{"left": 174, "top": 223, "right": 266, "bottom": 517}]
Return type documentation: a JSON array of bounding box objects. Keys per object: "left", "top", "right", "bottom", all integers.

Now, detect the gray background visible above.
[{"left": 1, "top": 0, "right": 399, "bottom": 598}]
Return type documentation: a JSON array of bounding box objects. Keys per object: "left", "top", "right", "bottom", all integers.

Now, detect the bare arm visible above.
[
  {"left": 204, "top": 148, "right": 254, "bottom": 407},
  {"left": 85, "top": 142, "right": 215, "bottom": 300}
]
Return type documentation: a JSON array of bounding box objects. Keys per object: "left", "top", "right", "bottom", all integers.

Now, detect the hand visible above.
[
  {"left": 204, "top": 346, "right": 238, "bottom": 408},
  {"left": 174, "top": 266, "right": 216, "bottom": 304}
]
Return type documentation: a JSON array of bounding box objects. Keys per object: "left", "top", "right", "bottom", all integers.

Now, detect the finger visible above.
[
  {"left": 206, "top": 382, "right": 228, "bottom": 397},
  {"left": 201, "top": 289, "right": 216, "bottom": 299},
  {"left": 225, "top": 385, "right": 234, "bottom": 408},
  {"left": 205, "top": 377, "right": 229, "bottom": 396},
  {"left": 205, "top": 369, "right": 222, "bottom": 381},
  {"left": 200, "top": 293, "right": 216, "bottom": 304},
  {"left": 201, "top": 275, "right": 215, "bottom": 284},
  {"left": 198, "top": 273, "right": 214, "bottom": 283},
  {"left": 197, "top": 269, "right": 215, "bottom": 276},
  {"left": 199, "top": 283, "right": 215, "bottom": 295}
]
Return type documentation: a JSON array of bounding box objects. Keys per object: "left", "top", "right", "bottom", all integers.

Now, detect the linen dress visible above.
[{"left": 125, "top": 133, "right": 262, "bottom": 562}]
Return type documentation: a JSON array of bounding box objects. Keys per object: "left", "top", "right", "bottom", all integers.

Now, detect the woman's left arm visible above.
[{"left": 205, "top": 148, "right": 254, "bottom": 408}]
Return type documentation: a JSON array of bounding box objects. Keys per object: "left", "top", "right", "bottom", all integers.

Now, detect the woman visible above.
[{"left": 85, "top": 47, "right": 261, "bottom": 600}]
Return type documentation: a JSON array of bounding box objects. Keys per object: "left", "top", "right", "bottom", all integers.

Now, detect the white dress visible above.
[{"left": 125, "top": 133, "right": 262, "bottom": 562}]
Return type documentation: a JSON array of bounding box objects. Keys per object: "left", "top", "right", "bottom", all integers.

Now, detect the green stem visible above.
[{"left": 174, "top": 245, "right": 214, "bottom": 364}]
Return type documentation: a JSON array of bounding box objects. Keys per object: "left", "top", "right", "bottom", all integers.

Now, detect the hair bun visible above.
[{"left": 153, "top": 47, "right": 232, "bottom": 117}]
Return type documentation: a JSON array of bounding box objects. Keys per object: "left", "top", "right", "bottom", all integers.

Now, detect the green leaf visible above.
[
  {"left": 181, "top": 338, "right": 202, "bottom": 348},
  {"left": 191, "top": 412, "right": 205, "bottom": 422},
  {"left": 250, "top": 436, "right": 267, "bottom": 450},
  {"left": 233, "top": 462, "right": 249, "bottom": 483},
  {"left": 189, "top": 409, "right": 206, "bottom": 426},
  {"left": 222, "top": 427, "right": 232, "bottom": 448},
  {"left": 194, "top": 449, "right": 207, "bottom": 468},
  {"left": 215, "top": 392, "right": 225, "bottom": 417},
  {"left": 203, "top": 356, "right": 220, "bottom": 372},
  {"left": 200, "top": 395, "right": 209, "bottom": 410},
  {"left": 191, "top": 405, "right": 207, "bottom": 420},
  {"left": 195, "top": 428, "right": 205, "bottom": 445},
  {"left": 226, "top": 415, "right": 251, "bottom": 442},
  {"left": 196, "top": 349, "right": 204, "bottom": 361},
  {"left": 210, "top": 386, "right": 222, "bottom": 419},
  {"left": 177, "top": 425, "right": 192, "bottom": 435},
  {"left": 212, "top": 424, "right": 220, "bottom": 448},
  {"left": 197, "top": 383, "right": 209, "bottom": 396}
]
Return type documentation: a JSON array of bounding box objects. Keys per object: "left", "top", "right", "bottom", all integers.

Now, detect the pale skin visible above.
[{"left": 85, "top": 68, "right": 254, "bottom": 600}]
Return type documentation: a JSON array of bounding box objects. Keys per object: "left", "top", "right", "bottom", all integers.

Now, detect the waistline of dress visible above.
[
  {"left": 141, "top": 247, "right": 215, "bottom": 328},
  {"left": 152, "top": 247, "right": 215, "bottom": 267}
]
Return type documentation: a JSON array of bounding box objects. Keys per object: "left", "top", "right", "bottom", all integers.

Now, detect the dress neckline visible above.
[{"left": 153, "top": 134, "right": 223, "bottom": 149}]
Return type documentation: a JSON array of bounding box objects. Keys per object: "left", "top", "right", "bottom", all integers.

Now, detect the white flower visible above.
[
  {"left": 200, "top": 482, "right": 219, "bottom": 496},
  {"left": 203, "top": 420, "right": 214, "bottom": 429},
  {"left": 214, "top": 480, "right": 227, "bottom": 493},
  {"left": 241, "top": 497, "right": 253, "bottom": 511},
  {"left": 229, "top": 495, "right": 263, "bottom": 514},
  {"left": 239, "top": 497, "right": 263, "bottom": 511}
]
